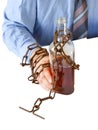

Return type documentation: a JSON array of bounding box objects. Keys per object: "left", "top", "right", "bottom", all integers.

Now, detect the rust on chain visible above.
[
  {"left": 20, "top": 31, "right": 79, "bottom": 119},
  {"left": 54, "top": 30, "right": 80, "bottom": 70},
  {"left": 29, "top": 48, "right": 51, "bottom": 83},
  {"left": 19, "top": 89, "right": 56, "bottom": 119},
  {"left": 20, "top": 43, "right": 39, "bottom": 66}
]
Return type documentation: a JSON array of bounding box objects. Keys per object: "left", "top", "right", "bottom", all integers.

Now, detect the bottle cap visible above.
[{"left": 57, "top": 17, "right": 66, "bottom": 24}]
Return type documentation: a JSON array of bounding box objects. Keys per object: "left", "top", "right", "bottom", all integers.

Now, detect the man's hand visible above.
[
  {"left": 30, "top": 48, "right": 53, "bottom": 91},
  {"left": 37, "top": 55, "right": 53, "bottom": 91}
]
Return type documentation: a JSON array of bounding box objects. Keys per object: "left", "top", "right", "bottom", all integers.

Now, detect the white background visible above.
[{"left": 0, "top": 0, "right": 98, "bottom": 130}]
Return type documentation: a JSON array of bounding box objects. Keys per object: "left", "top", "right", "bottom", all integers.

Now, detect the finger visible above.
[
  {"left": 44, "top": 67, "right": 53, "bottom": 84},
  {"left": 37, "top": 72, "right": 52, "bottom": 91}
]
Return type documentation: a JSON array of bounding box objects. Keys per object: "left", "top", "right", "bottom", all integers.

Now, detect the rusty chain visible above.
[
  {"left": 19, "top": 89, "right": 55, "bottom": 119},
  {"left": 19, "top": 45, "right": 56, "bottom": 119},
  {"left": 19, "top": 30, "right": 79, "bottom": 119},
  {"left": 53, "top": 30, "right": 80, "bottom": 70}
]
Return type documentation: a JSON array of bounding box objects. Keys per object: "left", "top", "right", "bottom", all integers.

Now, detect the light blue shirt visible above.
[{"left": 2, "top": 0, "right": 98, "bottom": 59}]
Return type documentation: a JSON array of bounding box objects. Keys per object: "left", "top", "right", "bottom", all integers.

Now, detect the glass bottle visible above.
[{"left": 49, "top": 17, "right": 75, "bottom": 95}]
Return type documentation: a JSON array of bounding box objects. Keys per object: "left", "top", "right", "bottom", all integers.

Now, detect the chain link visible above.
[{"left": 20, "top": 43, "right": 39, "bottom": 66}]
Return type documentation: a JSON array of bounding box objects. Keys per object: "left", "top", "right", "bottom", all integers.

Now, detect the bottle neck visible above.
[
  {"left": 56, "top": 18, "right": 67, "bottom": 42},
  {"left": 57, "top": 22, "right": 67, "bottom": 35}
]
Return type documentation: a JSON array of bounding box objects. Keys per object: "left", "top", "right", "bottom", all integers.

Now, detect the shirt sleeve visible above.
[{"left": 2, "top": 0, "right": 40, "bottom": 60}]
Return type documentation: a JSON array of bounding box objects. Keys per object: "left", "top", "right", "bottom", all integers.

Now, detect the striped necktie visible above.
[{"left": 73, "top": 0, "right": 88, "bottom": 40}]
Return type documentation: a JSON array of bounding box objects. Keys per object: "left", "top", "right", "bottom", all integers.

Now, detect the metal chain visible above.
[
  {"left": 20, "top": 45, "right": 56, "bottom": 119},
  {"left": 29, "top": 48, "right": 50, "bottom": 83},
  {"left": 54, "top": 31, "right": 80, "bottom": 70},
  {"left": 20, "top": 31, "right": 79, "bottom": 119},
  {"left": 19, "top": 89, "right": 55, "bottom": 119},
  {"left": 20, "top": 43, "right": 40, "bottom": 66}
]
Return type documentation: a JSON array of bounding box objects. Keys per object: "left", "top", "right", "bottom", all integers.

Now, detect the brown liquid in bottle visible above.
[{"left": 51, "top": 57, "right": 74, "bottom": 95}]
